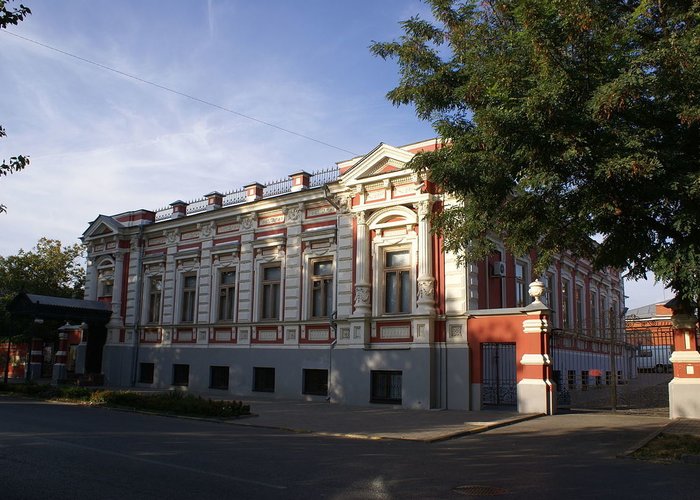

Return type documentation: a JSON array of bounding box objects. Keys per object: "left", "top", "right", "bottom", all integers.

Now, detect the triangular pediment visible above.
[
  {"left": 82, "top": 215, "right": 124, "bottom": 240},
  {"left": 340, "top": 143, "right": 415, "bottom": 186}
]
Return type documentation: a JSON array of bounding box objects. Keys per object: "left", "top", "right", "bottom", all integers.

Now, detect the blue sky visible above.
[{"left": 0, "top": 0, "right": 669, "bottom": 308}]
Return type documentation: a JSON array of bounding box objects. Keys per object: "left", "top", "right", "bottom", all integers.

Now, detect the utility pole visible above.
[{"left": 609, "top": 307, "right": 618, "bottom": 412}]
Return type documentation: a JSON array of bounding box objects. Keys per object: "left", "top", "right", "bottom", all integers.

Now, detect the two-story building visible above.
[{"left": 81, "top": 139, "right": 625, "bottom": 410}]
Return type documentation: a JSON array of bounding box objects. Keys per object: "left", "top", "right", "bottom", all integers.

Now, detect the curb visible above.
[
  {"left": 618, "top": 421, "right": 672, "bottom": 459},
  {"left": 227, "top": 412, "right": 545, "bottom": 443},
  {"left": 426, "top": 413, "right": 545, "bottom": 443}
]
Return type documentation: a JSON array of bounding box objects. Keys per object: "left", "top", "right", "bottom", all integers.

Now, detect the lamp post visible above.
[{"left": 608, "top": 307, "right": 617, "bottom": 412}]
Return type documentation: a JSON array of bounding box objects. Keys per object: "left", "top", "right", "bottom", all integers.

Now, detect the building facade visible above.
[{"left": 81, "top": 139, "right": 625, "bottom": 410}]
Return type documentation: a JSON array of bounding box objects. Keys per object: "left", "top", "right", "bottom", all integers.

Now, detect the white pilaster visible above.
[
  {"left": 416, "top": 198, "right": 436, "bottom": 315},
  {"left": 353, "top": 210, "right": 371, "bottom": 316}
]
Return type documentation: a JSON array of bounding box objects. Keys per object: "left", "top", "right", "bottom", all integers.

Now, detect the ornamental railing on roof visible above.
[
  {"left": 223, "top": 188, "right": 246, "bottom": 207},
  {"left": 263, "top": 177, "right": 292, "bottom": 197},
  {"left": 310, "top": 165, "right": 340, "bottom": 187},
  {"left": 152, "top": 166, "right": 340, "bottom": 222}
]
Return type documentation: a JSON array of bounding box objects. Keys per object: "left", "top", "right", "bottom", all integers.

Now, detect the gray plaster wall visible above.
[
  {"left": 102, "top": 345, "right": 135, "bottom": 387},
  {"left": 120, "top": 343, "right": 462, "bottom": 409}
]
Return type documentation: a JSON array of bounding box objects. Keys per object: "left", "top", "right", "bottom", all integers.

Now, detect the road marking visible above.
[{"left": 29, "top": 436, "right": 287, "bottom": 490}]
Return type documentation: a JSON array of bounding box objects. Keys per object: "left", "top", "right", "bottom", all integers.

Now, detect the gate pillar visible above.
[
  {"left": 28, "top": 337, "right": 43, "bottom": 380},
  {"left": 518, "top": 281, "right": 556, "bottom": 415},
  {"left": 666, "top": 298, "right": 700, "bottom": 419}
]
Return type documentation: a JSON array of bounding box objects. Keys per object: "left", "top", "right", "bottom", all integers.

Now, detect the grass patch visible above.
[
  {"left": 0, "top": 383, "right": 250, "bottom": 419},
  {"left": 632, "top": 433, "right": 700, "bottom": 462}
]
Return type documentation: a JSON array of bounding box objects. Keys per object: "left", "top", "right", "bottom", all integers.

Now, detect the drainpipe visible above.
[{"left": 130, "top": 224, "right": 146, "bottom": 386}]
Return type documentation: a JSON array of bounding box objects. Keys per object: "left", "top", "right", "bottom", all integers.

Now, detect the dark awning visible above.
[{"left": 7, "top": 293, "right": 112, "bottom": 325}]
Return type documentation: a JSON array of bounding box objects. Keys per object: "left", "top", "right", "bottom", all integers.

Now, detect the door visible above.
[{"left": 481, "top": 343, "right": 517, "bottom": 406}]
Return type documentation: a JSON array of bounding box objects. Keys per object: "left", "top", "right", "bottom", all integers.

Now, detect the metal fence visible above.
[{"left": 550, "top": 325, "right": 687, "bottom": 413}]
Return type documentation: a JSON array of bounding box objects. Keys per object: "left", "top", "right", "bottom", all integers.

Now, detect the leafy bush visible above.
[{"left": 0, "top": 383, "right": 250, "bottom": 418}]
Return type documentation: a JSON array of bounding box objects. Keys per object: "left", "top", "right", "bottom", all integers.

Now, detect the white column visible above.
[
  {"left": 85, "top": 257, "right": 99, "bottom": 301},
  {"left": 416, "top": 199, "right": 436, "bottom": 315},
  {"left": 108, "top": 252, "right": 125, "bottom": 332},
  {"left": 353, "top": 210, "right": 371, "bottom": 316}
]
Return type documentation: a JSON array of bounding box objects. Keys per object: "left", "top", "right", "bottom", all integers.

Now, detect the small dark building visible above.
[{"left": 7, "top": 293, "right": 111, "bottom": 381}]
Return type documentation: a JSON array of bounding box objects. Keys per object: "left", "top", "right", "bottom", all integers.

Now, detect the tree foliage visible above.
[
  {"left": 372, "top": 0, "right": 700, "bottom": 303},
  {"left": 0, "top": 238, "right": 85, "bottom": 340},
  {"left": 0, "top": 0, "right": 31, "bottom": 213},
  {"left": 0, "top": 238, "right": 85, "bottom": 300}
]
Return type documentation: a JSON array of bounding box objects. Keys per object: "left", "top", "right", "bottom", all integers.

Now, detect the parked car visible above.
[{"left": 636, "top": 345, "right": 673, "bottom": 373}]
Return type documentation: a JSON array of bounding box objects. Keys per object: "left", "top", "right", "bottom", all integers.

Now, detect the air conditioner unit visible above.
[{"left": 490, "top": 261, "right": 506, "bottom": 277}]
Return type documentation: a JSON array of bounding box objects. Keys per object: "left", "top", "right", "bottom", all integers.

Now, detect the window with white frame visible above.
[
  {"left": 180, "top": 274, "right": 197, "bottom": 323},
  {"left": 147, "top": 276, "right": 162, "bottom": 324},
  {"left": 590, "top": 290, "right": 598, "bottom": 335},
  {"left": 562, "top": 278, "right": 571, "bottom": 329},
  {"left": 260, "top": 264, "right": 281, "bottom": 320},
  {"left": 575, "top": 283, "right": 584, "bottom": 331},
  {"left": 543, "top": 273, "right": 556, "bottom": 327},
  {"left": 600, "top": 295, "right": 608, "bottom": 329},
  {"left": 97, "top": 259, "right": 114, "bottom": 299},
  {"left": 310, "top": 259, "right": 333, "bottom": 318},
  {"left": 384, "top": 249, "right": 411, "bottom": 314},
  {"left": 218, "top": 269, "right": 236, "bottom": 321},
  {"left": 515, "top": 261, "right": 528, "bottom": 307}
]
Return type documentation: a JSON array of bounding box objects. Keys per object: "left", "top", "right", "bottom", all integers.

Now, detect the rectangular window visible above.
[
  {"left": 590, "top": 290, "right": 598, "bottom": 335},
  {"left": 311, "top": 260, "right": 333, "bottom": 318},
  {"left": 253, "top": 367, "right": 275, "bottom": 392},
  {"left": 180, "top": 274, "right": 197, "bottom": 323},
  {"left": 218, "top": 270, "right": 236, "bottom": 321},
  {"left": 139, "top": 362, "right": 154, "bottom": 384},
  {"left": 172, "top": 364, "right": 190, "bottom": 386},
  {"left": 210, "top": 366, "right": 229, "bottom": 390},
  {"left": 370, "top": 370, "right": 402, "bottom": 404},
  {"left": 543, "top": 273, "right": 556, "bottom": 327},
  {"left": 302, "top": 369, "right": 328, "bottom": 396},
  {"left": 562, "top": 278, "right": 571, "bottom": 329},
  {"left": 148, "top": 276, "right": 162, "bottom": 324},
  {"left": 261, "top": 265, "right": 281, "bottom": 320},
  {"left": 515, "top": 262, "right": 527, "bottom": 307},
  {"left": 600, "top": 296, "right": 608, "bottom": 330},
  {"left": 581, "top": 370, "right": 589, "bottom": 391},
  {"left": 575, "top": 284, "right": 584, "bottom": 331},
  {"left": 567, "top": 370, "right": 576, "bottom": 390},
  {"left": 384, "top": 250, "right": 411, "bottom": 314},
  {"left": 99, "top": 274, "right": 114, "bottom": 299}
]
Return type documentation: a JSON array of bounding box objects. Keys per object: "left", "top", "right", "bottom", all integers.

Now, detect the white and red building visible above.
[{"left": 81, "top": 139, "right": 625, "bottom": 411}]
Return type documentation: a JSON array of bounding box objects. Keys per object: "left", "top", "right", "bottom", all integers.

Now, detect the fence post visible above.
[
  {"left": 666, "top": 297, "right": 700, "bottom": 419},
  {"left": 518, "top": 280, "right": 556, "bottom": 415}
]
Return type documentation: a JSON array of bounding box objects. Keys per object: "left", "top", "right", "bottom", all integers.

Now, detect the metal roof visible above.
[{"left": 7, "top": 293, "right": 112, "bottom": 324}]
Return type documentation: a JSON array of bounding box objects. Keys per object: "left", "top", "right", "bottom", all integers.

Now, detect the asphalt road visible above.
[{"left": 1, "top": 397, "right": 698, "bottom": 499}]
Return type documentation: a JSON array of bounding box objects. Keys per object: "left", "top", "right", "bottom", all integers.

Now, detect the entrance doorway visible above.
[{"left": 481, "top": 343, "right": 517, "bottom": 406}]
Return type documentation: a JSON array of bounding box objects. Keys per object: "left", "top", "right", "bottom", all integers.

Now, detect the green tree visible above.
[
  {"left": 0, "top": 0, "right": 31, "bottom": 213},
  {"left": 0, "top": 238, "right": 85, "bottom": 342},
  {"left": 0, "top": 237, "right": 84, "bottom": 380},
  {"left": 371, "top": 0, "right": 700, "bottom": 305},
  {"left": 0, "top": 237, "right": 85, "bottom": 300}
]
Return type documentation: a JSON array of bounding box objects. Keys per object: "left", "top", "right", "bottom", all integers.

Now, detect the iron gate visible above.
[{"left": 481, "top": 343, "right": 517, "bottom": 406}]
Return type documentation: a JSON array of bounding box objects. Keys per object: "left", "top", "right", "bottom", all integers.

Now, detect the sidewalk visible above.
[
  {"left": 662, "top": 418, "right": 700, "bottom": 438},
  {"left": 223, "top": 396, "right": 543, "bottom": 442}
]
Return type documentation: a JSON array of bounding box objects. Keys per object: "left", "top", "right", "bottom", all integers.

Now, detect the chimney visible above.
[
  {"left": 289, "top": 171, "right": 311, "bottom": 192},
  {"left": 244, "top": 182, "right": 264, "bottom": 202},
  {"left": 205, "top": 191, "right": 223, "bottom": 210},
  {"left": 170, "top": 200, "right": 187, "bottom": 219}
]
